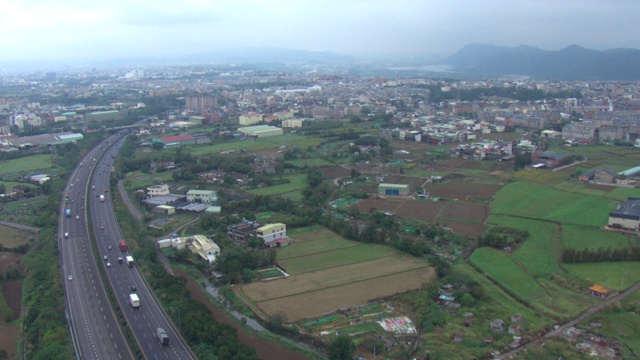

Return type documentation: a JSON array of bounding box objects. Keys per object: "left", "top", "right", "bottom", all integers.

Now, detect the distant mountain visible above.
[
  {"left": 181, "top": 47, "right": 354, "bottom": 65},
  {"left": 439, "top": 44, "right": 640, "bottom": 80}
]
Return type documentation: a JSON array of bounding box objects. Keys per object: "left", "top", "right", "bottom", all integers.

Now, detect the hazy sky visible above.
[{"left": 1, "top": 0, "right": 639, "bottom": 62}]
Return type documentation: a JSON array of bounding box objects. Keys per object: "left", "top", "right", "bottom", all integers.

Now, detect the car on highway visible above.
[
  {"left": 75, "top": 215, "right": 80, "bottom": 220},
  {"left": 64, "top": 232, "right": 69, "bottom": 238},
  {"left": 108, "top": 245, "right": 112, "bottom": 250},
  {"left": 130, "top": 285, "right": 137, "bottom": 292},
  {"left": 100, "top": 226, "right": 104, "bottom": 230},
  {"left": 103, "top": 255, "right": 108, "bottom": 260},
  {"left": 68, "top": 275, "right": 73, "bottom": 281},
  {"left": 106, "top": 262, "right": 111, "bottom": 267}
]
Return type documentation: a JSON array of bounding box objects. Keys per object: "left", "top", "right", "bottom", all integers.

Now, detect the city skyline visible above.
[{"left": 1, "top": 0, "right": 639, "bottom": 63}]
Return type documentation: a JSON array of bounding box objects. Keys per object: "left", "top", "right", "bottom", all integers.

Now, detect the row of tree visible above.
[{"left": 561, "top": 246, "right": 640, "bottom": 263}]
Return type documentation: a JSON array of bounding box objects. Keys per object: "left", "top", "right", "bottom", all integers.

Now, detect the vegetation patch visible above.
[
  {"left": 248, "top": 173, "right": 308, "bottom": 196},
  {"left": 564, "top": 262, "right": 640, "bottom": 291},
  {"left": 0, "top": 225, "right": 30, "bottom": 249},
  {"left": 0, "top": 154, "right": 52, "bottom": 176}
]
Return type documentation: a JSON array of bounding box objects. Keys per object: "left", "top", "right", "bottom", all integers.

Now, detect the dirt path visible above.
[
  {"left": 496, "top": 280, "right": 640, "bottom": 359},
  {"left": 117, "top": 180, "right": 142, "bottom": 221},
  {"left": 176, "top": 269, "right": 309, "bottom": 360}
]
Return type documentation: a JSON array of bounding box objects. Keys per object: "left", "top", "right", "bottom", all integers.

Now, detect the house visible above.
[
  {"left": 378, "top": 183, "right": 410, "bottom": 196},
  {"left": 147, "top": 184, "right": 170, "bottom": 197},
  {"left": 608, "top": 198, "right": 640, "bottom": 230},
  {"left": 186, "top": 190, "right": 217, "bottom": 203},
  {"left": 186, "top": 235, "right": 221, "bottom": 263},
  {"left": 227, "top": 219, "right": 262, "bottom": 243},
  {"left": 508, "top": 325, "right": 521, "bottom": 334},
  {"left": 490, "top": 319, "right": 504, "bottom": 333},
  {"left": 256, "top": 223, "right": 288, "bottom": 247},
  {"left": 531, "top": 151, "right": 571, "bottom": 168},
  {"left": 511, "top": 313, "right": 523, "bottom": 323},
  {"left": 578, "top": 168, "right": 617, "bottom": 184},
  {"left": 588, "top": 284, "right": 611, "bottom": 299},
  {"left": 153, "top": 134, "right": 196, "bottom": 148},
  {"left": 239, "top": 112, "right": 264, "bottom": 125}
]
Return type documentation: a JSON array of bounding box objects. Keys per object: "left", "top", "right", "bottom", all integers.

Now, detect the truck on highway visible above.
[
  {"left": 155, "top": 327, "right": 170, "bottom": 346},
  {"left": 129, "top": 293, "right": 140, "bottom": 308},
  {"left": 125, "top": 255, "right": 134, "bottom": 267},
  {"left": 118, "top": 239, "right": 127, "bottom": 251},
  {"left": 64, "top": 195, "right": 69, "bottom": 203},
  {"left": 100, "top": 194, "right": 105, "bottom": 202},
  {"left": 65, "top": 209, "right": 71, "bottom": 218}
]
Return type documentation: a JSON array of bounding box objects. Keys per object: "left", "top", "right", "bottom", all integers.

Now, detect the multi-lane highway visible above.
[
  {"left": 85, "top": 133, "right": 195, "bottom": 359},
  {"left": 59, "top": 135, "right": 133, "bottom": 360},
  {"left": 60, "top": 130, "right": 195, "bottom": 359}
]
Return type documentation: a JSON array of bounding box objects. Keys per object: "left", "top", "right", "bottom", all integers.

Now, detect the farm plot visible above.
[
  {"left": 0, "top": 154, "right": 52, "bottom": 176},
  {"left": 252, "top": 267, "right": 434, "bottom": 322},
  {"left": 394, "top": 201, "right": 446, "bottom": 222},
  {"left": 423, "top": 182, "right": 502, "bottom": 200},
  {"left": 565, "top": 262, "right": 640, "bottom": 291},
  {"left": 0, "top": 226, "right": 30, "bottom": 249},
  {"left": 439, "top": 202, "right": 488, "bottom": 223},
  {"left": 318, "top": 166, "right": 351, "bottom": 179},
  {"left": 351, "top": 198, "right": 405, "bottom": 214},
  {"left": 561, "top": 224, "right": 632, "bottom": 251},
  {"left": 248, "top": 173, "right": 308, "bottom": 196},
  {"left": 438, "top": 220, "right": 486, "bottom": 238},
  {"left": 239, "top": 227, "right": 434, "bottom": 322}
]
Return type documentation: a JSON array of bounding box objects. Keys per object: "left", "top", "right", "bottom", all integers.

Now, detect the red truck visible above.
[{"left": 118, "top": 239, "right": 127, "bottom": 252}]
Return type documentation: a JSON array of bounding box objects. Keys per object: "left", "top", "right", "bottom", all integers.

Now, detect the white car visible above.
[
  {"left": 75, "top": 215, "right": 80, "bottom": 220},
  {"left": 68, "top": 275, "right": 73, "bottom": 281},
  {"left": 106, "top": 262, "right": 111, "bottom": 267},
  {"left": 64, "top": 232, "right": 69, "bottom": 238},
  {"left": 103, "top": 255, "right": 108, "bottom": 260}
]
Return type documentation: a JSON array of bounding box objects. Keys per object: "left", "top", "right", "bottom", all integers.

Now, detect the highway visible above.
[
  {"left": 59, "top": 134, "right": 133, "bottom": 360},
  {"left": 87, "top": 134, "right": 196, "bottom": 359}
]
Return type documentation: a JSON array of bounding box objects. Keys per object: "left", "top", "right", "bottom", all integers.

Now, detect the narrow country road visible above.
[
  {"left": 496, "top": 280, "right": 640, "bottom": 359},
  {"left": 117, "top": 179, "right": 143, "bottom": 221}
]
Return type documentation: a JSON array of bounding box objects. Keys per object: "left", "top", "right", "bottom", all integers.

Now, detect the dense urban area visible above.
[{"left": 0, "top": 63, "right": 640, "bottom": 360}]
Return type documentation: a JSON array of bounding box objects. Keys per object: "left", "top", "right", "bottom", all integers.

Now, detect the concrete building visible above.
[
  {"left": 239, "top": 112, "right": 264, "bottom": 125},
  {"left": 282, "top": 119, "right": 304, "bottom": 128},
  {"left": 237, "top": 125, "right": 283, "bottom": 138},
  {"left": 186, "top": 190, "right": 217, "bottom": 203},
  {"left": 153, "top": 134, "right": 196, "bottom": 148},
  {"left": 186, "top": 95, "right": 217, "bottom": 110},
  {"left": 147, "top": 184, "right": 170, "bottom": 197},
  {"left": 608, "top": 198, "right": 640, "bottom": 230},
  {"left": 256, "top": 223, "right": 287, "bottom": 247},
  {"left": 186, "top": 235, "right": 220, "bottom": 263},
  {"left": 86, "top": 110, "right": 123, "bottom": 122},
  {"left": 378, "top": 183, "right": 410, "bottom": 196},
  {"left": 227, "top": 219, "right": 262, "bottom": 243}
]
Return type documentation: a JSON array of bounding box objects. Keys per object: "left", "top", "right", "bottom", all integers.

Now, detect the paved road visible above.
[
  {"left": 496, "top": 280, "right": 640, "bottom": 359},
  {"left": 60, "top": 135, "right": 133, "bottom": 360},
  {"left": 92, "top": 136, "right": 196, "bottom": 360},
  {"left": 0, "top": 220, "right": 39, "bottom": 233}
]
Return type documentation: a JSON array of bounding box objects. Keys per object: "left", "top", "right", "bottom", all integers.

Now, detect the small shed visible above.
[
  {"left": 378, "top": 183, "right": 410, "bottom": 196},
  {"left": 589, "top": 284, "right": 611, "bottom": 299}
]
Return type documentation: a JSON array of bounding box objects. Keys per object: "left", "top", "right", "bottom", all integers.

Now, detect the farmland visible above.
[
  {"left": 239, "top": 226, "right": 434, "bottom": 322},
  {"left": 248, "top": 173, "right": 308, "bottom": 196},
  {"left": 0, "top": 154, "right": 52, "bottom": 176},
  {"left": 0, "top": 225, "right": 31, "bottom": 249}
]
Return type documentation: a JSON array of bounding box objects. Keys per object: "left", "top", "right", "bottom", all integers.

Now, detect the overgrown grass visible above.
[
  {"left": 248, "top": 173, "right": 308, "bottom": 196},
  {"left": 0, "top": 225, "right": 30, "bottom": 248},
  {"left": 285, "top": 158, "right": 333, "bottom": 167},
  {"left": 0, "top": 154, "right": 52, "bottom": 176},
  {"left": 278, "top": 244, "right": 392, "bottom": 275},
  {"left": 561, "top": 224, "right": 633, "bottom": 250},
  {"left": 564, "top": 262, "right": 640, "bottom": 291},
  {"left": 470, "top": 247, "right": 545, "bottom": 302}
]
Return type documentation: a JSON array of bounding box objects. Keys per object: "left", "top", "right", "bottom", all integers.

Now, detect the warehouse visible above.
[
  {"left": 378, "top": 183, "right": 410, "bottom": 196},
  {"left": 237, "top": 125, "right": 283, "bottom": 138}
]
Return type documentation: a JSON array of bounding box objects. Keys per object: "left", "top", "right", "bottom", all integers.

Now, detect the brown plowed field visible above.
[
  {"left": 585, "top": 184, "right": 614, "bottom": 191},
  {"left": 319, "top": 166, "right": 351, "bottom": 179},
  {"left": 243, "top": 256, "right": 428, "bottom": 302},
  {"left": 1, "top": 280, "right": 22, "bottom": 321},
  {"left": 0, "top": 252, "right": 23, "bottom": 273},
  {"left": 352, "top": 198, "right": 404, "bottom": 213},
  {"left": 394, "top": 201, "right": 446, "bottom": 222},
  {"left": 423, "top": 182, "right": 502, "bottom": 200},
  {"left": 254, "top": 267, "right": 435, "bottom": 322},
  {"left": 440, "top": 220, "right": 487, "bottom": 238},
  {"left": 177, "top": 269, "right": 308, "bottom": 360},
  {"left": 440, "top": 202, "right": 488, "bottom": 223},
  {"left": 0, "top": 325, "right": 17, "bottom": 360}
]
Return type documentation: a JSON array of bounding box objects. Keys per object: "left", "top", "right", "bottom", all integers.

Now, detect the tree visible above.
[
  {"left": 329, "top": 334, "right": 356, "bottom": 360},
  {"left": 152, "top": 141, "right": 165, "bottom": 151}
]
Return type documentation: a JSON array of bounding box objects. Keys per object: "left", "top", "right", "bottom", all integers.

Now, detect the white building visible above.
[{"left": 147, "top": 184, "right": 170, "bottom": 197}]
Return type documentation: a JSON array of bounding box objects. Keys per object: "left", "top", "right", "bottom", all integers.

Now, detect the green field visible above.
[
  {"left": 278, "top": 244, "right": 392, "bottom": 274},
  {"left": 470, "top": 247, "right": 545, "bottom": 302},
  {"left": 492, "top": 182, "right": 618, "bottom": 226},
  {"left": 564, "top": 262, "right": 640, "bottom": 291},
  {"left": 561, "top": 224, "right": 633, "bottom": 250},
  {"left": 124, "top": 170, "right": 175, "bottom": 190},
  {"left": 248, "top": 173, "right": 308, "bottom": 196},
  {"left": 278, "top": 235, "right": 359, "bottom": 260},
  {"left": 607, "top": 186, "right": 640, "bottom": 201},
  {"left": 0, "top": 154, "right": 52, "bottom": 176},
  {"left": 0, "top": 181, "right": 37, "bottom": 192},
  {"left": 0, "top": 225, "right": 30, "bottom": 248},
  {"left": 285, "top": 158, "right": 333, "bottom": 167},
  {"left": 190, "top": 135, "right": 325, "bottom": 157}
]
